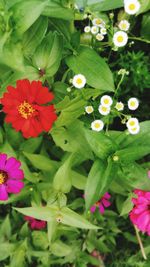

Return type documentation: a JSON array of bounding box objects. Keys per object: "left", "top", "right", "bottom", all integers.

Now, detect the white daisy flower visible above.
[
  {"left": 126, "top": 117, "right": 139, "bottom": 129},
  {"left": 128, "top": 124, "right": 140, "bottom": 135},
  {"left": 100, "top": 28, "right": 107, "bottom": 35},
  {"left": 124, "top": 0, "right": 141, "bottom": 15},
  {"left": 115, "top": 101, "right": 124, "bottom": 111},
  {"left": 91, "top": 26, "right": 99, "bottom": 35},
  {"left": 128, "top": 97, "right": 139, "bottom": 110},
  {"left": 113, "top": 31, "right": 128, "bottom": 47},
  {"left": 85, "top": 106, "right": 94, "bottom": 114},
  {"left": 98, "top": 105, "right": 111, "bottom": 116},
  {"left": 118, "top": 20, "right": 130, "bottom": 31},
  {"left": 96, "top": 33, "right": 104, "bottom": 41},
  {"left": 84, "top": 26, "right": 91, "bottom": 33},
  {"left": 92, "top": 18, "right": 105, "bottom": 27},
  {"left": 100, "top": 95, "right": 113, "bottom": 107},
  {"left": 91, "top": 120, "right": 104, "bottom": 132},
  {"left": 72, "top": 74, "right": 86, "bottom": 89}
]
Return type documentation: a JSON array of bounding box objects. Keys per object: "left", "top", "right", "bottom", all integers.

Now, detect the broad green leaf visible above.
[
  {"left": 60, "top": 207, "right": 99, "bottom": 229},
  {"left": 53, "top": 154, "right": 75, "bottom": 193},
  {"left": 22, "top": 16, "right": 48, "bottom": 57},
  {"left": 85, "top": 159, "right": 106, "bottom": 210},
  {"left": 120, "top": 194, "right": 134, "bottom": 216},
  {"left": 55, "top": 96, "right": 87, "bottom": 127},
  {"left": 47, "top": 220, "right": 57, "bottom": 244},
  {"left": 71, "top": 170, "right": 87, "bottom": 190},
  {"left": 23, "top": 152, "right": 59, "bottom": 171},
  {"left": 51, "top": 120, "right": 93, "bottom": 160},
  {"left": 42, "top": 1, "right": 74, "bottom": 20},
  {"left": 14, "top": 206, "right": 58, "bottom": 221},
  {"left": 0, "top": 141, "right": 16, "bottom": 157},
  {"left": 141, "top": 13, "right": 150, "bottom": 40},
  {"left": 51, "top": 240, "right": 72, "bottom": 257},
  {"left": 32, "top": 231, "right": 49, "bottom": 249},
  {"left": 0, "top": 243, "right": 14, "bottom": 261},
  {"left": 33, "top": 31, "right": 63, "bottom": 76},
  {"left": 66, "top": 45, "right": 114, "bottom": 91},
  {"left": 84, "top": 129, "right": 116, "bottom": 160},
  {"left": 115, "top": 145, "right": 150, "bottom": 163},
  {"left": 0, "top": 216, "right": 11, "bottom": 240},
  {"left": 12, "top": 0, "right": 48, "bottom": 34},
  {"left": 19, "top": 156, "right": 39, "bottom": 183},
  {"left": 10, "top": 242, "right": 27, "bottom": 267},
  {"left": 87, "top": 0, "right": 124, "bottom": 11},
  {"left": 138, "top": 0, "right": 150, "bottom": 14},
  {"left": 20, "top": 136, "right": 42, "bottom": 153}
]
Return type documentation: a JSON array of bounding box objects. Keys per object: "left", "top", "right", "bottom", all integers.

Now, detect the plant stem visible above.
[
  {"left": 134, "top": 225, "right": 147, "bottom": 260},
  {"left": 129, "top": 37, "right": 150, "bottom": 44}
]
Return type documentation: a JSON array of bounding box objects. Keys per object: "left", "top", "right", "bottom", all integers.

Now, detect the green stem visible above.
[
  {"left": 114, "top": 73, "right": 125, "bottom": 96},
  {"left": 129, "top": 37, "right": 150, "bottom": 44},
  {"left": 134, "top": 226, "right": 147, "bottom": 260}
]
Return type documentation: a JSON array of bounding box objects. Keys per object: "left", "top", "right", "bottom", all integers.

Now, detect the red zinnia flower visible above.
[{"left": 1, "top": 79, "right": 57, "bottom": 138}]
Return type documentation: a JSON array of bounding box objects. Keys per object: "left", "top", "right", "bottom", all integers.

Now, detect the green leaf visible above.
[
  {"left": 87, "top": 0, "right": 124, "bottom": 11},
  {"left": 42, "top": 1, "right": 74, "bottom": 20},
  {"left": 0, "top": 216, "right": 11, "bottom": 240},
  {"left": 141, "top": 13, "right": 150, "bottom": 40},
  {"left": 20, "top": 136, "right": 42, "bottom": 153},
  {"left": 71, "top": 170, "right": 87, "bottom": 190},
  {"left": 47, "top": 220, "right": 57, "bottom": 244},
  {"left": 22, "top": 16, "right": 48, "bottom": 57},
  {"left": 138, "top": 0, "right": 150, "bottom": 14},
  {"left": 115, "top": 145, "right": 150, "bottom": 163},
  {"left": 60, "top": 207, "right": 99, "bottom": 229},
  {"left": 120, "top": 194, "right": 134, "bottom": 216},
  {"left": 12, "top": 0, "right": 48, "bottom": 34},
  {"left": 33, "top": 31, "right": 63, "bottom": 76},
  {"left": 66, "top": 45, "right": 114, "bottom": 91},
  {"left": 23, "top": 152, "right": 59, "bottom": 171},
  {"left": 51, "top": 240, "right": 72, "bottom": 257},
  {"left": 84, "top": 129, "right": 116, "bottom": 160},
  {"left": 0, "top": 243, "right": 14, "bottom": 261},
  {"left": 32, "top": 231, "right": 49, "bottom": 249},
  {"left": 85, "top": 159, "right": 106, "bottom": 210},
  {"left": 53, "top": 154, "right": 75, "bottom": 193},
  {"left": 14, "top": 206, "right": 58, "bottom": 221}
]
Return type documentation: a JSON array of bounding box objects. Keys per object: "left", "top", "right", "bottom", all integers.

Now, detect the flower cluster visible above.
[
  {"left": 0, "top": 154, "right": 24, "bottom": 201},
  {"left": 113, "top": 0, "right": 140, "bottom": 48},
  {"left": 130, "top": 190, "right": 150, "bottom": 236},
  {"left": 84, "top": 17, "right": 107, "bottom": 42}
]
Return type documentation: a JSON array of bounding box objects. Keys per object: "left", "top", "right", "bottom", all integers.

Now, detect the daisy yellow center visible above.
[
  {"left": 130, "top": 101, "right": 136, "bottom": 107},
  {"left": 0, "top": 171, "right": 7, "bottom": 185},
  {"left": 131, "top": 127, "right": 137, "bottom": 131},
  {"left": 129, "top": 121, "right": 135, "bottom": 127},
  {"left": 101, "top": 106, "right": 108, "bottom": 112},
  {"left": 95, "top": 19, "right": 102, "bottom": 25},
  {"left": 18, "top": 101, "right": 35, "bottom": 119},
  {"left": 76, "top": 78, "right": 83, "bottom": 85},
  {"left": 87, "top": 107, "right": 93, "bottom": 112},
  {"left": 94, "top": 123, "right": 101, "bottom": 129},
  {"left": 116, "top": 103, "right": 122, "bottom": 109},
  {"left": 117, "top": 36, "right": 124, "bottom": 42},
  {"left": 104, "top": 99, "right": 109, "bottom": 105},
  {"left": 129, "top": 3, "right": 136, "bottom": 10},
  {"left": 121, "top": 23, "right": 127, "bottom": 30}
]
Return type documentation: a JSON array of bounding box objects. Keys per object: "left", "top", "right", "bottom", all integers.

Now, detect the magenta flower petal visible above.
[
  {"left": 7, "top": 169, "right": 24, "bottom": 180},
  {"left": 99, "top": 203, "right": 105, "bottom": 214},
  {"left": 0, "top": 154, "right": 7, "bottom": 170},
  {"left": 24, "top": 216, "right": 46, "bottom": 230},
  {"left": 5, "top": 157, "right": 21, "bottom": 171},
  {"left": 0, "top": 185, "right": 8, "bottom": 200},
  {"left": 104, "top": 192, "right": 111, "bottom": 199},
  {"left": 6, "top": 179, "right": 24, "bottom": 194},
  {"left": 102, "top": 199, "right": 111, "bottom": 208},
  {"left": 90, "top": 205, "right": 96, "bottom": 213}
]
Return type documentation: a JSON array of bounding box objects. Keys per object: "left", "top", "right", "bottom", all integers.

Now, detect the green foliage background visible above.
[{"left": 0, "top": 0, "right": 150, "bottom": 266}]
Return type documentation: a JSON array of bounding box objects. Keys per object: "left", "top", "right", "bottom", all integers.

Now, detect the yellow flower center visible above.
[
  {"left": 116, "top": 103, "right": 122, "bottom": 109},
  {"left": 117, "top": 36, "right": 124, "bottom": 42},
  {"left": 104, "top": 99, "right": 109, "bottom": 105},
  {"left": 87, "top": 107, "right": 93, "bottom": 113},
  {"left": 76, "top": 78, "right": 83, "bottom": 85},
  {"left": 95, "top": 123, "right": 101, "bottom": 129},
  {"left": 101, "top": 106, "right": 108, "bottom": 112},
  {"left": 129, "top": 121, "right": 135, "bottom": 127},
  {"left": 18, "top": 101, "right": 35, "bottom": 119},
  {"left": 0, "top": 171, "right": 7, "bottom": 185},
  {"left": 130, "top": 101, "right": 135, "bottom": 107},
  {"left": 129, "top": 3, "right": 136, "bottom": 10},
  {"left": 95, "top": 19, "right": 102, "bottom": 25},
  {"left": 121, "top": 23, "right": 127, "bottom": 30},
  {"left": 131, "top": 127, "right": 137, "bottom": 131}
]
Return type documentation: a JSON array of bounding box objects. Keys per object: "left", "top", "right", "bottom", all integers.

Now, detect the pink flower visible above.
[
  {"left": 129, "top": 189, "right": 150, "bottom": 236},
  {"left": 24, "top": 216, "right": 46, "bottom": 230},
  {"left": 0, "top": 154, "right": 24, "bottom": 201},
  {"left": 90, "top": 192, "right": 111, "bottom": 214}
]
